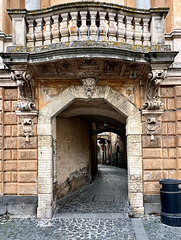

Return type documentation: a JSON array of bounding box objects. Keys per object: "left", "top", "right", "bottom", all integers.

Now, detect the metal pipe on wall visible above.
[
  {"left": 136, "top": 0, "right": 150, "bottom": 9},
  {"left": 25, "top": 0, "right": 40, "bottom": 10}
]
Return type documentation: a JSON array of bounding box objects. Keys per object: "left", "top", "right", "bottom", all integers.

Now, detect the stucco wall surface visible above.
[{"left": 56, "top": 117, "right": 90, "bottom": 197}]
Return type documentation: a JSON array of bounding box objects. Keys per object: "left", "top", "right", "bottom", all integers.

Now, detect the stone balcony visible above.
[
  {"left": 1, "top": 2, "right": 177, "bottom": 83},
  {"left": 7, "top": 2, "right": 169, "bottom": 49}
]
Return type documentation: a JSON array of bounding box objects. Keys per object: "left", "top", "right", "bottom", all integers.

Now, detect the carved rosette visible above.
[
  {"left": 142, "top": 69, "right": 166, "bottom": 141},
  {"left": 80, "top": 77, "right": 97, "bottom": 98},
  {"left": 11, "top": 70, "right": 36, "bottom": 111}
]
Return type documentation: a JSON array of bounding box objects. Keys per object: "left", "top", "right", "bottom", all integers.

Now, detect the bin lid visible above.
[{"left": 159, "top": 179, "right": 181, "bottom": 185}]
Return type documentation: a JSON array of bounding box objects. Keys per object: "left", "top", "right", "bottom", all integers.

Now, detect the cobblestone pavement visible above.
[
  {"left": 0, "top": 165, "right": 181, "bottom": 240},
  {"left": 56, "top": 164, "right": 129, "bottom": 215},
  {"left": 143, "top": 215, "right": 181, "bottom": 240}
]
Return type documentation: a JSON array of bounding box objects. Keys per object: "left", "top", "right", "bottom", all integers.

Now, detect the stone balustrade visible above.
[{"left": 7, "top": 2, "right": 169, "bottom": 49}]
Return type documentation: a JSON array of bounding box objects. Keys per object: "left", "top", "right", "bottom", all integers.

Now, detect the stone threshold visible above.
[{"left": 53, "top": 212, "right": 129, "bottom": 219}]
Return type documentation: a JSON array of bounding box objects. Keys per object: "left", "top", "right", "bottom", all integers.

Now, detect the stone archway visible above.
[{"left": 37, "top": 85, "right": 143, "bottom": 218}]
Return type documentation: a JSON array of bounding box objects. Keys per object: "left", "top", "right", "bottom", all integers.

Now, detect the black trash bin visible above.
[{"left": 160, "top": 178, "right": 181, "bottom": 226}]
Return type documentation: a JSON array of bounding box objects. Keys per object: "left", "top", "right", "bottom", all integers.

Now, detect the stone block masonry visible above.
[
  {"left": 143, "top": 85, "right": 181, "bottom": 214},
  {"left": 0, "top": 87, "right": 38, "bottom": 217}
]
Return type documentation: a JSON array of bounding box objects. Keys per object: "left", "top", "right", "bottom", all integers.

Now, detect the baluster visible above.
[
  {"left": 27, "top": 19, "right": 35, "bottom": 47},
  {"left": 34, "top": 18, "right": 43, "bottom": 46},
  {"left": 143, "top": 18, "right": 151, "bottom": 46},
  {"left": 60, "top": 13, "right": 69, "bottom": 42},
  {"left": 108, "top": 12, "right": 116, "bottom": 41},
  {"left": 44, "top": 16, "right": 52, "bottom": 45},
  {"left": 134, "top": 17, "right": 142, "bottom": 45},
  {"left": 52, "top": 15, "right": 60, "bottom": 43},
  {"left": 117, "top": 14, "right": 125, "bottom": 43},
  {"left": 90, "top": 11, "right": 97, "bottom": 41},
  {"left": 70, "top": 12, "right": 78, "bottom": 41},
  {"left": 99, "top": 12, "right": 107, "bottom": 41},
  {"left": 125, "top": 16, "right": 133, "bottom": 44},
  {"left": 80, "top": 11, "right": 88, "bottom": 40}
]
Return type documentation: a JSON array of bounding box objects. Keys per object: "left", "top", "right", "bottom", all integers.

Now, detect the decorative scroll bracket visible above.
[
  {"left": 142, "top": 69, "right": 166, "bottom": 110},
  {"left": 10, "top": 68, "right": 37, "bottom": 143},
  {"left": 11, "top": 70, "right": 36, "bottom": 112},
  {"left": 80, "top": 77, "right": 98, "bottom": 98},
  {"left": 141, "top": 69, "right": 166, "bottom": 141}
]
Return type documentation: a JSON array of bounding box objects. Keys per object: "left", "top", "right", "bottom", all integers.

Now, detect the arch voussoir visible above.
[{"left": 37, "top": 85, "right": 144, "bottom": 218}]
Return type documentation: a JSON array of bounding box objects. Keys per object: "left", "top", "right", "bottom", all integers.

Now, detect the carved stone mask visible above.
[{"left": 81, "top": 78, "right": 97, "bottom": 97}]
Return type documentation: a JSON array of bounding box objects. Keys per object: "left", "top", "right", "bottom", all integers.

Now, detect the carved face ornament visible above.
[{"left": 81, "top": 78, "right": 97, "bottom": 97}]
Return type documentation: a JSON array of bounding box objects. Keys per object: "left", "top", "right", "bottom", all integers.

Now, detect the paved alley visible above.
[
  {"left": 56, "top": 164, "right": 129, "bottom": 215},
  {"left": 0, "top": 165, "right": 181, "bottom": 240}
]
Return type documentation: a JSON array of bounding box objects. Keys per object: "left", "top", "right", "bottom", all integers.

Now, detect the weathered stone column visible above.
[
  {"left": 136, "top": 0, "right": 150, "bottom": 9},
  {"left": 25, "top": 0, "right": 40, "bottom": 10}
]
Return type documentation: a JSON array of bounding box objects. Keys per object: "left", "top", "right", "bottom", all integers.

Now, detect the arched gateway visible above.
[
  {"left": 0, "top": 1, "right": 177, "bottom": 219},
  {"left": 37, "top": 85, "right": 143, "bottom": 218}
]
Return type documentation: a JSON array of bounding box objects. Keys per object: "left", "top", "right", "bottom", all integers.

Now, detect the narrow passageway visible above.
[{"left": 56, "top": 165, "right": 129, "bottom": 215}]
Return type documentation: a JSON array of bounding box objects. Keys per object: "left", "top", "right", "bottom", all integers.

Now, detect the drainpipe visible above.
[
  {"left": 136, "top": 0, "right": 150, "bottom": 9},
  {"left": 25, "top": 0, "right": 40, "bottom": 10}
]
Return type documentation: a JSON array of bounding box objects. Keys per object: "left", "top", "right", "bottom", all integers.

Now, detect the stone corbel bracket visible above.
[
  {"left": 142, "top": 69, "right": 166, "bottom": 141},
  {"left": 142, "top": 69, "right": 167, "bottom": 111},
  {"left": 11, "top": 70, "right": 36, "bottom": 112},
  {"left": 80, "top": 77, "right": 98, "bottom": 98}
]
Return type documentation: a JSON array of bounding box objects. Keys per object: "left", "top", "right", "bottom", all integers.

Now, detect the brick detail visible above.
[
  {"left": 161, "top": 122, "right": 176, "bottom": 136},
  {"left": 175, "top": 86, "right": 181, "bottom": 96},
  {"left": 144, "top": 182, "right": 161, "bottom": 195},
  {"left": 4, "top": 172, "right": 17, "bottom": 182},
  {"left": 176, "top": 98, "right": 181, "bottom": 109},
  {"left": 167, "top": 99, "right": 175, "bottom": 110},
  {"left": 177, "top": 122, "right": 181, "bottom": 135},
  {"left": 19, "top": 183, "right": 37, "bottom": 195},
  {"left": 4, "top": 183, "right": 17, "bottom": 194},
  {"left": 162, "top": 136, "right": 176, "bottom": 148},
  {"left": 163, "top": 159, "right": 177, "bottom": 169},
  {"left": 163, "top": 170, "right": 177, "bottom": 179},
  {"left": 161, "top": 111, "right": 175, "bottom": 122},
  {"left": 4, "top": 113, "right": 17, "bottom": 125},
  {"left": 18, "top": 137, "right": 37, "bottom": 149},
  {"left": 143, "top": 149, "right": 162, "bottom": 159},
  {"left": 4, "top": 89, "right": 18, "bottom": 100},
  {"left": 160, "top": 87, "right": 174, "bottom": 98},
  {"left": 19, "top": 150, "right": 37, "bottom": 160},
  {"left": 4, "top": 137, "right": 17, "bottom": 149},
  {"left": 4, "top": 101, "right": 11, "bottom": 111},
  {"left": 143, "top": 159, "right": 162, "bottom": 170},
  {"left": 176, "top": 110, "right": 181, "bottom": 121},
  {"left": 142, "top": 136, "right": 161, "bottom": 148},
  {"left": 177, "top": 148, "right": 181, "bottom": 158},
  {"left": 177, "top": 136, "right": 181, "bottom": 147},
  {"left": 19, "top": 161, "right": 37, "bottom": 171},
  {"left": 143, "top": 171, "right": 162, "bottom": 181},
  {"left": 4, "top": 126, "right": 11, "bottom": 136},
  {"left": 19, "top": 172, "right": 37, "bottom": 183},
  {"left": 4, "top": 161, "right": 17, "bottom": 171}
]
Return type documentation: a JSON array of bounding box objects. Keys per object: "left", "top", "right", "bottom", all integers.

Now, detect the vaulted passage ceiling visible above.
[{"left": 58, "top": 99, "right": 126, "bottom": 136}]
